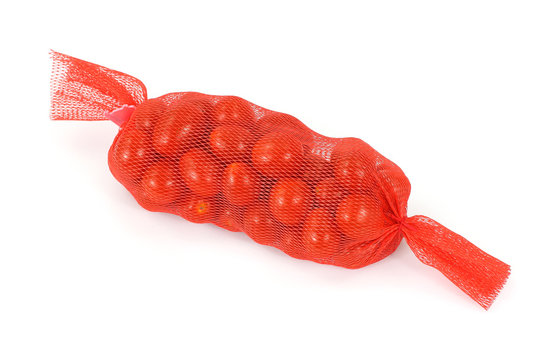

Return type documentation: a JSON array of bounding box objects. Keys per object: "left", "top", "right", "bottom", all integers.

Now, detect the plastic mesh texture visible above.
[
  {"left": 50, "top": 51, "right": 510, "bottom": 310},
  {"left": 50, "top": 51, "right": 147, "bottom": 121}
]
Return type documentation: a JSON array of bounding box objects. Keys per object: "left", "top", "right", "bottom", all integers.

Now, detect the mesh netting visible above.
[{"left": 50, "top": 51, "right": 510, "bottom": 310}]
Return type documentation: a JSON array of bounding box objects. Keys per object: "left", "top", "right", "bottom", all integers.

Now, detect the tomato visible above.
[
  {"left": 132, "top": 98, "right": 166, "bottom": 133},
  {"left": 374, "top": 159, "right": 411, "bottom": 213},
  {"left": 222, "top": 162, "right": 258, "bottom": 206},
  {"left": 215, "top": 202, "right": 243, "bottom": 232},
  {"left": 109, "top": 129, "right": 155, "bottom": 184},
  {"left": 334, "top": 232, "right": 402, "bottom": 269},
  {"left": 181, "top": 94, "right": 215, "bottom": 121},
  {"left": 280, "top": 230, "right": 307, "bottom": 259},
  {"left": 269, "top": 179, "right": 310, "bottom": 226},
  {"left": 243, "top": 205, "right": 280, "bottom": 245},
  {"left": 302, "top": 152, "right": 333, "bottom": 185},
  {"left": 214, "top": 96, "right": 255, "bottom": 127},
  {"left": 314, "top": 178, "right": 345, "bottom": 209},
  {"left": 137, "top": 161, "right": 183, "bottom": 206},
  {"left": 332, "top": 139, "right": 378, "bottom": 190},
  {"left": 152, "top": 99, "right": 209, "bottom": 157},
  {"left": 251, "top": 133, "right": 305, "bottom": 178},
  {"left": 336, "top": 194, "right": 385, "bottom": 241},
  {"left": 209, "top": 125, "right": 254, "bottom": 163},
  {"left": 257, "top": 112, "right": 309, "bottom": 140},
  {"left": 302, "top": 208, "right": 341, "bottom": 258},
  {"left": 179, "top": 195, "right": 218, "bottom": 224},
  {"left": 179, "top": 149, "right": 221, "bottom": 197}
]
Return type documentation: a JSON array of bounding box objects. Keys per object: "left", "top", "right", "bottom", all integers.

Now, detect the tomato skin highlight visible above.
[
  {"left": 152, "top": 100, "right": 209, "bottom": 157},
  {"left": 137, "top": 161, "right": 183, "bottom": 207},
  {"left": 252, "top": 133, "right": 305, "bottom": 179},
  {"left": 209, "top": 125, "right": 254, "bottom": 163},
  {"left": 336, "top": 194, "right": 385, "bottom": 241},
  {"left": 222, "top": 162, "right": 258, "bottom": 207},
  {"left": 179, "top": 195, "right": 218, "bottom": 224},
  {"left": 302, "top": 208, "right": 341, "bottom": 257},
  {"left": 109, "top": 129, "right": 155, "bottom": 184},
  {"left": 243, "top": 205, "right": 280, "bottom": 245},
  {"left": 179, "top": 149, "right": 221, "bottom": 197},
  {"left": 213, "top": 96, "right": 255, "bottom": 127},
  {"left": 333, "top": 151, "right": 376, "bottom": 190},
  {"left": 269, "top": 179, "right": 311, "bottom": 226}
]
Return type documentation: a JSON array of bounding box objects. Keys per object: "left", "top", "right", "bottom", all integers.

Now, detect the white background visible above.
[{"left": 1, "top": 1, "right": 558, "bottom": 359}]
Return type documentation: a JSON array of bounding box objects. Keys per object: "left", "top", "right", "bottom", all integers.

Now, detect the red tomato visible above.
[
  {"left": 243, "top": 205, "right": 280, "bottom": 245},
  {"left": 138, "top": 161, "right": 183, "bottom": 206},
  {"left": 269, "top": 179, "right": 310, "bottom": 226},
  {"left": 302, "top": 208, "right": 340, "bottom": 258},
  {"left": 251, "top": 133, "right": 304, "bottom": 178},
  {"left": 302, "top": 153, "right": 333, "bottom": 185},
  {"left": 132, "top": 98, "right": 166, "bottom": 133},
  {"left": 180, "top": 92, "right": 214, "bottom": 110},
  {"left": 222, "top": 162, "right": 258, "bottom": 206},
  {"left": 179, "top": 149, "right": 221, "bottom": 197},
  {"left": 336, "top": 194, "right": 385, "bottom": 241},
  {"left": 152, "top": 99, "right": 209, "bottom": 157},
  {"left": 179, "top": 195, "right": 218, "bottom": 224},
  {"left": 214, "top": 96, "right": 255, "bottom": 127},
  {"left": 332, "top": 139, "right": 378, "bottom": 190},
  {"left": 314, "top": 178, "right": 345, "bottom": 209},
  {"left": 280, "top": 230, "right": 307, "bottom": 259},
  {"left": 209, "top": 125, "right": 254, "bottom": 163},
  {"left": 334, "top": 232, "right": 402, "bottom": 269},
  {"left": 109, "top": 129, "right": 155, "bottom": 184},
  {"left": 215, "top": 203, "right": 243, "bottom": 232},
  {"left": 257, "top": 112, "right": 309, "bottom": 140}
]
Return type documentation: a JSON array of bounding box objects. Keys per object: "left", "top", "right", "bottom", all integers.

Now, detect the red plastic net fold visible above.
[{"left": 50, "top": 50, "right": 510, "bottom": 309}]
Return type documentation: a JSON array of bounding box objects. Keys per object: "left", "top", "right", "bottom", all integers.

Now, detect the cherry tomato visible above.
[
  {"left": 222, "top": 162, "right": 258, "bottom": 206},
  {"left": 152, "top": 99, "right": 209, "bottom": 157},
  {"left": 334, "top": 232, "right": 402, "bottom": 269},
  {"left": 209, "top": 125, "right": 254, "bottom": 163},
  {"left": 374, "top": 159, "right": 411, "bottom": 213},
  {"left": 314, "top": 178, "right": 345, "bottom": 209},
  {"left": 179, "top": 149, "right": 221, "bottom": 197},
  {"left": 257, "top": 112, "right": 309, "bottom": 140},
  {"left": 280, "top": 230, "right": 307, "bottom": 259},
  {"left": 109, "top": 129, "right": 155, "bottom": 184},
  {"left": 137, "top": 161, "right": 183, "bottom": 206},
  {"left": 215, "top": 202, "right": 243, "bottom": 232},
  {"left": 180, "top": 93, "right": 215, "bottom": 121},
  {"left": 243, "top": 205, "right": 280, "bottom": 245},
  {"left": 133, "top": 98, "right": 166, "bottom": 133},
  {"left": 269, "top": 179, "right": 310, "bottom": 226},
  {"left": 302, "top": 152, "right": 333, "bottom": 185},
  {"left": 252, "top": 133, "right": 304, "bottom": 178},
  {"left": 302, "top": 208, "right": 340, "bottom": 258},
  {"left": 214, "top": 96, "right": 255, "bottom": 127},
  {"left": 332, "top": 139, "right": 378, "bottom": 190},
  {"left": 179, "top": 195, "right": 218, "bottom": 224},
  {"left": 336, "top": 194, "right": 385, "bottom": 241}
]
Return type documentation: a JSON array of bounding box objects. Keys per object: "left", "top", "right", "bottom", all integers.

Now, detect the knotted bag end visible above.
[{"left": 401, "top": 215, "right": 510, "bottom": 310}]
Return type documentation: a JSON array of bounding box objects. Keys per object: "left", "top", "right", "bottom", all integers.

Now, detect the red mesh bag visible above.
[{"left": 50, "top": 51, "right": 510, "bottom": 309}]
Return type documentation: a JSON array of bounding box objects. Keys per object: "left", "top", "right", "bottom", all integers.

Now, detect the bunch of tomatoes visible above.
[{"left": 109, "top": 93, "right": 400, "bottom": 267}]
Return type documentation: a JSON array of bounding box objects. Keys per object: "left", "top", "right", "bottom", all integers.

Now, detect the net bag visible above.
[{"left": 50, "top": 51, "right": 510, "bottom": 309}]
